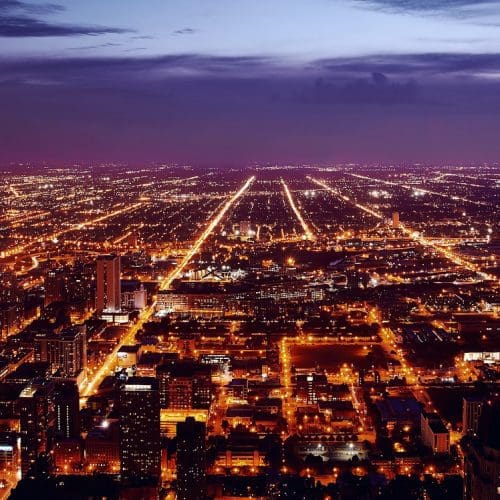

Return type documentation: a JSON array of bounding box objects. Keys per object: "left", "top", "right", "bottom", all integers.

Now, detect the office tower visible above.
[
  {"left": 392, "top": 211, "right": 400, "bottom": 228},
  {"left": 96, "top": 254, "right": 121, "bottom": 312},
  {"left": 462, "top": 395, "right": 485, "bottom": 436},
  {"left": 464, "top": 400, "right": 500, "bottom": 500},
  {"left": 44, "top": 268, "right": 66, "bottom": 306},
  {"left": 54, "top": 381, "right": 80, "bottom": 439},
  {"left": 119, "top": 377, "right": 161, "bottom": 482},
  {"left": 156, "top": 363, "right": 172, "bottom": 409},
  {"left": 0, "top": 303, "right": 18, "bottom": 339},
  {"left": 176, "top": 417, "right": 206, "bottom": 500},
  {"left": 18, "top": 380, "right": 55, "bottom": 477},
  {"left": 34, "top": 325, "right": 87, "bottom": 378},
  {"left": 420, "top": 411, "right": 450, "bottom": 454}
]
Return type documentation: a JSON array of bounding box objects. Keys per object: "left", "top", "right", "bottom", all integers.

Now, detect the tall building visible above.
[
  {"left": 462, "top": 395, "right": 485, "bottom": 436},
  {"left": 34, "top": 325, "right": 87, "bottom": 378},
  {"left": 0, "top": 303, "right": 19, "bottom": 339},
  {"left": 392, "top": 211, "right": 400, "bottom": 228},
  {"left": 464, "top": 401, "right": 500, "bottom": 500},
  {"left": 18, "top": 380, "right": 55, "bottom": 477},
  {"left": 96, "top": 254, "right": 121, "bottom": 313},
  {"left": 44, "top": 268, "right": 66, "bottom": 306},
  {"left": 119, "top": 377, "right": 161, "bottom": 482},
  {"left": 420, "top": 411, "right": 450, "bottom": 454},
  {"left": 176, "top": 417, "right": 206, "bottom": 500},
  {"left": 54, "top": 381, "right": 80, "bottom": 439}
]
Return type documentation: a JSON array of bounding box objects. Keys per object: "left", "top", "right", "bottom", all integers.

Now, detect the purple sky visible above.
[{"left": 1, "top": 0, "right": 500, "bottom": 165}]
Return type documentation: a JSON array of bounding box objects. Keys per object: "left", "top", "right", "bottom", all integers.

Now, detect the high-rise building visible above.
[
  {"left": 18, "top": 380, "right": 55, "bottom": 477},
  {"left": 392, "top": 211, "right": 400, "bottom": 229},
  {"left": 464, "top": 400, "right": 500, "bottom": 500},
  {"left": 462, "top": 395, "right": 485, "bottom": 437},
  {"left": 119, "top": 377, "right": 161, "bottom": 482},
  {"left": 54, "top": 381, "right": 80, "bottom": 439},
  {"left": 96, "top": 254, "right": 121, "bottom": 313},
  {"left": 0, "top": 303, "right": 19, "bottom": 339},
  {"left": 420, "top": 411, "right": 450, "bottom": 454},
  {"left": 34, "top": 325, "right": 87, "bottom": 378},
  {"left": 176, "top": 417, "right": 206, "bottom": 500},
  {"left": 156, "top": 363, "right": 173, "bottom": 409},
  {"left": 44, "top": 268, "right": 66, "bottom": 306}
]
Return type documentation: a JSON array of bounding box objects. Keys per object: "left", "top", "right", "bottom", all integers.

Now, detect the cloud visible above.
[
  {"left": 1, "top": 52, "right": 500, "bottom": 165},
  {"left": 313, "top": 52, "right": 500, "bottom": 81},
  {"left": 0, "top": 1, "right": 64, "bottom": 15},
  {"left": 0, "top": 54, "right": 279, "bottom": 85},
  {"left": 0, "top": 17, "right": 132, "bottom": 37},
  {"left": 173, "top": 28, "right": 197, "bottom": 35},
  {"left": 70, "top": 42, "right": 122, "bottom": 51},
  {"left": 1, "top": 52, "right": 500, "bottom": 90},
  {"left": 0, "top": 0, "right": 132, "bottom": 37},
  {"left": 354, "top": 0, "right": 500, "bottom": 18}
]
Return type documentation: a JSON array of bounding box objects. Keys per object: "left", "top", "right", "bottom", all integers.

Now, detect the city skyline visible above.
[
  {"left": 0, "top": 3, "right": 499, "bottom": 499},
  {"left": 0, "top": 164, "right": 498, "bottom": 498}
]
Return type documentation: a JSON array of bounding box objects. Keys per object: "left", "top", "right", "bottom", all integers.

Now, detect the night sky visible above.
[{"left": 2, "top": 0, "right": 500, "bottom": 165}]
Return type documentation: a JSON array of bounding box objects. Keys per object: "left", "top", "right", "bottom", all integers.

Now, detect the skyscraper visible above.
[
  {"left": 176, "top": 417, "right": 206, "bottom": 500},
  {"left": 463, "top": 400, "right": 500, "bottom": 500},
  {"left": 44, "top": 268, "right": 66, "bottom": 306},
  {"left": 34, "top": 325, "right": 87, "bottom": 378},
  {"left": 119, "top": 377, "right": 161, "bottom": 482},
  {"left": 54, "top": 381, "right": 80, "bottom": 439},
  {"left": 392, "top": 211, "right": 400, "bottom": 229},
  {"left": 462, "top": 395, "right": 485, "bottom": 437},
  {"left": 18, "top": 380, "right": 55, "bottom": 477},
  {"left": 96, "top": 254, "right": 121, "bottom": 312}
]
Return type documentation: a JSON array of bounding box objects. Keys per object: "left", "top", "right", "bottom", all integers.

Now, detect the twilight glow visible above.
[{"left": 1, "top": 0, "right": 500, "bottom": 164}]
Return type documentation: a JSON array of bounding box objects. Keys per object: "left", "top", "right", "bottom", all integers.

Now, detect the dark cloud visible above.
[
  {"left": 0, "top": 0, "right": 132, "bottom": 37},
  {"left": 0, "top": 54, "right": 277, "bottom": 84},
  {"left": 0, "top": 17, "right": 132, "bottom": 37},
  {"left": 1, "top": 51, "right": 500, "bottom": 164},
  {"left": 2, "top": 52, "right": 500, "bottom": 86},
  {"left": 70, "top": 42, "right": 122, "bottom": 51},
  {"left": 357, "top": 0, "right": 488, "bottom": 10},
  {"left": 314, "top": 52, "right": 500, "bottom": 79},
  {"left": 372, "top": 72, "right": 389, "bottom": 85},
  {"left": 354, "top": 0, "right": 500, "bottom": 18},
  {"left": 0, "top": 0, "right": 64, "bottom": 15},
  {"left": 173, "top": 28, "right": 197, "bottom": 35}
]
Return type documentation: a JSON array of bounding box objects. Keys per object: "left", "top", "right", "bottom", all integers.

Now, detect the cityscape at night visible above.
[
  {"left": 0, "top": 164, "right": 498, "bottom": 499},
  {"left": 1, "top": 1, "right": 500, "bottom": 499}
]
